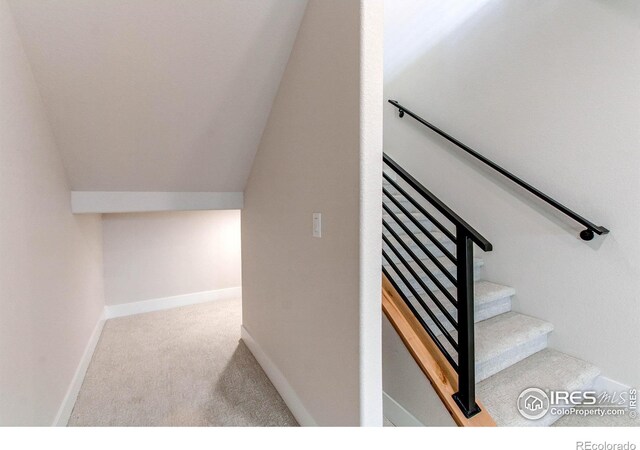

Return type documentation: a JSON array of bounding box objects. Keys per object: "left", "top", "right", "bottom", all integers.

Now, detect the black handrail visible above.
[{"left": 388, "top": 99, "right": 610, "bottom": 241}]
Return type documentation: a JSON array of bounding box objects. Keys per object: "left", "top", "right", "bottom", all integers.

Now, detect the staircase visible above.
[
  {"left": 381, "top": 100, "right": 616, "bottom": 427},
  {"left": 382, "top": 166, "right": 601, "bottom": 427}
]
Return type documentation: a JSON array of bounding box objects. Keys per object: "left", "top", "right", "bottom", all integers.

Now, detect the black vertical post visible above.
[{"left": 453, "top": 227, "right": 481, "bottom": 418}]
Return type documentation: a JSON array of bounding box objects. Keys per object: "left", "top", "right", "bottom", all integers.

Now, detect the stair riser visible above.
[
  {"left": 408, "top": 294, "right": 513, "bottom": 334},
  {"left": 475, "top": 297, "right": 512, "bottom": 322},
  {"left": 429, "top": 328, "right": 551, "bottom": 385},
  {"left": 476, "top": 334, "right": 549, "bottom": 383}
]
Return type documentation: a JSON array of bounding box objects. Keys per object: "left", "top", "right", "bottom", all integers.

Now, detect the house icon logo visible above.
[{"left": 517, "top": 388, "right": 550, "bottom": 420}]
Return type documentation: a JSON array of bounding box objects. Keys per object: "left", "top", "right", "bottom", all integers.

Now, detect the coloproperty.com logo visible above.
[{"left": 517, "top": 386, "right": 638, "bottom": 420}]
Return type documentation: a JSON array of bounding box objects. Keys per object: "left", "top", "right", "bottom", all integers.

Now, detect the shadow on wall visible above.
[
  {"left": 384, "top": 0, "right": 492, "bottom": 83},
  {"left": 383, "top": 0, "right": 635, "bottom": 242},
  {"left": 593, "top": 0, "right": 640, "bottom": 18},
  {"left": 386, "top": 0, "right": 640, "bottom": 85}
]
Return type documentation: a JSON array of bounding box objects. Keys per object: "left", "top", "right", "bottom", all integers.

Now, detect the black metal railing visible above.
[
  {"left": 388, "top": 99, "right": 609, "bottom": 241},
  {"left": 382, "top": 152, "right": 490, "bottom": 418}
]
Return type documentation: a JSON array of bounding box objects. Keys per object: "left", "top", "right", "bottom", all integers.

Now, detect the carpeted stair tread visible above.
[
  {"left": 478, "top": 348, "right": 601, "bottom": 427},
  {"left": 473, "top": 312, "right": 554, "bottom": 382},
  {"left": 473, "top": 281, "right": 516, "bottom": 306}
]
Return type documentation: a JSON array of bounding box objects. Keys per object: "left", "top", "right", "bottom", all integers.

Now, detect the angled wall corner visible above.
[
  {"left": 8, "top": 0, "right": 308, "bottom": 193},
  {"left": 358, "top": 0, "right": 385, "bottom": 427}
]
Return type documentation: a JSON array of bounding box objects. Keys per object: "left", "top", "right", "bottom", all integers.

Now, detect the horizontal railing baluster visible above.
[
  {"left": 382, "top": 217, "right": 458, "bottom": 307},
  {"left": 383, "top": 172, "right": 456, "bottom": 243},
  {"left": 382, "top": 229, "right": 458, "bottom": 328},
  {"left": 382, "top": 235, "right": 459, "bottom": 350},
  {"left": 382, "top": 258, "right": 459, "bottom": 371},
  {"left": 383, "top": 187, "right": 457, "bottom": 265},
  {"left": 382, "top": 138, "right": 493, "bottom": 419},
  {"left": 383, "top": 155, "right": 492, "bottom": 251},
  {"left": 382, "top": 200, "right": 458, "bottom": 287}
]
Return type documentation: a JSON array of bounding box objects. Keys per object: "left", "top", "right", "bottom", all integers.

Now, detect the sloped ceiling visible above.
[{"left": 8, "top": 0, "right": 307, "bottom": 192}]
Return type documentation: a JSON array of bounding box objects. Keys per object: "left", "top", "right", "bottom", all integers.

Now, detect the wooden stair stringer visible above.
[{"left": 382, "top": 274, "right": 496, "bottom": 427}]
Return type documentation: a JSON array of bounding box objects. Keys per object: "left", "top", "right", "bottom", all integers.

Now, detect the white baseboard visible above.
[
  {"left": 105, "top": 287, "right": 242, "bottom": 319},
  {"left": 241, "top": 325, "right": 317, "bottom": 426},
  {"left": 52, "top": 310, "right": 106, "bottom": 426},
  {"left": 383, "top": 391, "right": 423, "bottom": 427}
]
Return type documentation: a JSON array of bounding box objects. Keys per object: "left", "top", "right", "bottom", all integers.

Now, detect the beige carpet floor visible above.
[{"left": 69, "top": 298, "right": 298, "bottom": 426}]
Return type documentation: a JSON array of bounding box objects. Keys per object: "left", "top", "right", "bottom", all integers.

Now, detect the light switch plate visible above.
[{"left": 313, "top": 213, "right": 321, "bottom": 238}]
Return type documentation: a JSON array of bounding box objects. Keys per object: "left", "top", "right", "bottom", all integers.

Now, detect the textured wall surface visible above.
[
  {"left": 384, "top": 0, "right": 640, "bottom": 387},
  {"left": 242, "top": 0, "right": 383, "bottom": 426},
  {"left": 0, "top": 0, "right": 105, "bottom": 425}
]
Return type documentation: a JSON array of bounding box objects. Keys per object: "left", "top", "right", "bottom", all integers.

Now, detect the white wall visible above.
[
  {"left": 384, "top": 0, "right": 640, "bottom": 387},
  {"left": 0, "top": 0, "right": 105, "bottom": 425},
  {"left": 242, "top": 0, "right": 383, "bottom": 426},
  {"left": 382, "top": 316, "right": 455, "bottom": 426},
  {"left": 102, "top": 210, "right": 241, "bottom": 306}
]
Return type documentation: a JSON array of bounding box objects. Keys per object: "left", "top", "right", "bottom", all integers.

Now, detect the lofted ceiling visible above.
[{"left": 8, "top": 0, "right": 307, "bottom": 192}]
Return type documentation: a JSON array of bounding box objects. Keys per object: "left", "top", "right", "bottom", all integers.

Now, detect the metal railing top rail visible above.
[{"left": 383, "top": 153, "right": 492, "bottom": 252}]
